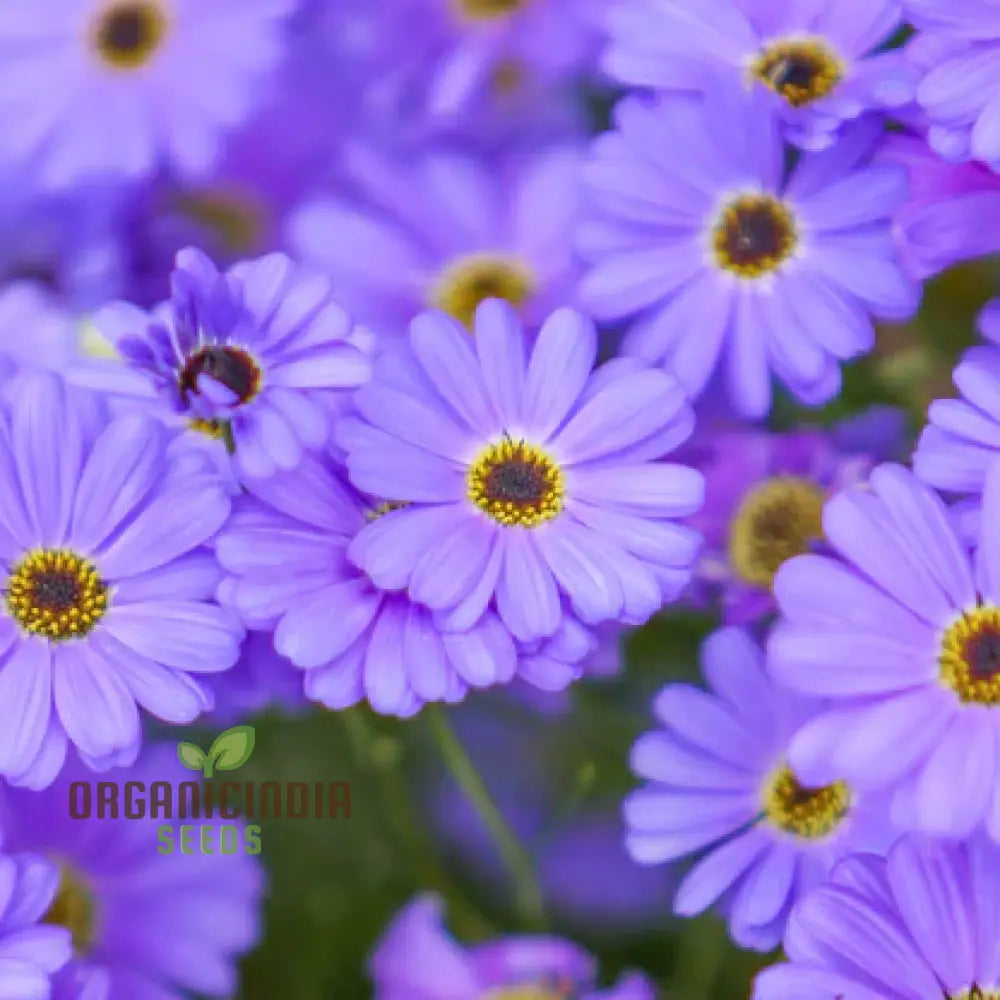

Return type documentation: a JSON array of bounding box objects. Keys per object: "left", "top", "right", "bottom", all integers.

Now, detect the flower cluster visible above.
[{"left": 0, "top": 0, "right": 997, "bottom": 996}]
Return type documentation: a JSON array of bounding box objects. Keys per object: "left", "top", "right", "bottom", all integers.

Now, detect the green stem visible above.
[
  {"left": 425, "top": 705, "right": 547, "bottom": 933},
  {"left": 341, "top": 708, "right": 493, "bottom": 939}
]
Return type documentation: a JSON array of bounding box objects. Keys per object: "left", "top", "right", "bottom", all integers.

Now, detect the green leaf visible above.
[
  {"left": 208, "top": 725, "right": 256, "bottom": 772},
  {"left": 177, "top": 742, "right": 207, "bottom": 771}
]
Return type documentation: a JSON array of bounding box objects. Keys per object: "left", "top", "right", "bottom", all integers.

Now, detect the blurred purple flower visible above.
[
  {"left": 755, "top": 834, "right": 1000, "bottom": 1000},
  {"left": 684, "top": 408, "right": 907, "bottom": 624},
  {"left": 339, "top": 300, "right": 704, "bottom": 644},
  {"left": 0, "top": 283, "right": 85, "bottom": 371},
  {"left": 370, "top": 894, "right": 655, "bottom": 1000},
  {"left": 202, "top": 630, "right": 307, "bottom": 724},
  {"left": 914, "top": 299, "right": 1000, "bottom": 503},
  {"left": 0, "top": 745, "right": 265, "bottom": 1000},
  {"left": 770, "top": 462, "right": 1000, "bottom": 841},
  {"left": 0, "top": 0, "right": 296, "bottom": 189},
  {"left": 290, "top": 143, "right": 586, "bottom": 338},
  {"left": 74, "top": 247, "right": 372, "bottom": 479},
  {"left": 907, "top": 0, "right": 1000, "bottom": 168},
  {"left": 0, "top": 852, "right": 73, "bottom": 1000},
  {"left": 625, "top": 627, "right": 894, "bottom": 951},
  {"left": 603, "top": 0, "right": 913, "bottom": 150},
  {"left": 878, "top": 133, "right": 1000, "bottom": 280},
  {"left": 579, "top": 88, "right": 919, "bottom": 419},
  {"left": 0, "top": 370, "right": 240, "bottom": 789}
]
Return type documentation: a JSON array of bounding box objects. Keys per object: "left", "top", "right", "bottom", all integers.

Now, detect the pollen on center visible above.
[
  {"left": 712, "top": 194, "right": 799, "bottom": 279},
  {"left": 467, "top": 437, "right": 564, "bottom": 528},
  {"left": 763, "top": 765, "right": 850, "bottom": 840},
  {"left": 752, "top": 37, "right": 843, "bottom": 108},
  {"left": 728, "top": 476, "right": 824, "bottom": 590},
  {"left": 940, "top": 605, "right": 1000, "bottom": 705},
  {"left": 432, "top": 254, "right": 534, "bottom": 330},
  {"left": 92, "top": 0, "right": 169, "bottom": 71},
  {"left": 43, "top": 862, "right": 98, "bottom": 954},
  {"left": 5, "top": 549, "right": 110, "bottom": 642}
]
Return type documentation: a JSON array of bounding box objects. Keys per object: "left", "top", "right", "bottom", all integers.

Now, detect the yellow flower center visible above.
[
  {"left": 5, "top": 550, "right": 110, "bottom": 642},
  {"left": 752, "top": 38, "right": 844, "bottom": 108},
  {"left": 467, "top": 438, "right": 564, "bottom": 528},
  {"left": 939, "top": 605, "right": 1000, "bottom": 705},
  {"left": 763, "top": 766, "right": 850, "bottom": 839},
  {"left": 173, "top": 189, "right": 266, "bottom": 256},
  {"left": 92, "top": 1, "right": 168, "bottom": 70},
  {"left": 456, "top": 0, "right": 529, "bottom": 20},
  {"left": 712, "top": 194, "right": 798, "bottom": 278},
  {"left": 43, "top": 863, "right": 98, "bottom": 954},
  {"left": 432, "top": 254, "right": 534, "bottom": 330},
  {"left": 728, "top": 476, "right": 824, "bottom": 590}
]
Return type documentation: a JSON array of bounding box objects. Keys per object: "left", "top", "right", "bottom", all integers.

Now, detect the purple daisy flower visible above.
[
  {"left": 288, "top": 142, "right": 585, "bottom": 338},
  {"left": 338, "top": 300, "right": 704, "bottom": 644},
  {"left": 0, "top": 852, "right": 73, "bottom": 1000},
  {"left": 360, "top": 0, "right": 600, "bottom": 129},
  {"left": 625, "top": 626, "right": 893, "bottom": 951},
  {"left": 878, "top": 133, "right": 1000, "bottom": 280},
  {"left": 755, "top": 834, "right": 1000, "bottom": 1000},
  {"left": 72, "top": 246, "right": 372, "bottom": 479},
  {"left": 215, "top": 449, "right": 599, "bottom": 717},
  {"left": 0, "top": 370, "right": 241, "bottom": 789},
  {"left": 0, "top": 0, "right": 295, "bottom": 189},
  {"left": 579, "top": 86, "right": 920, "bottom": 419},
  {"left": 685, "top": 407, "right": 907, "bottom": 624},
  {"left": 0, "top": 744, "right": 264, "bottom": 1000},
  {"left": 370, "top": 894, "right": 655, "bottom": 1000},
  {"left": 914, "top": 300, "right": 1000, "bottom": 503},
  {"left": 602, "top": 0, "right": 914, "bottom": 150},
  {"left": 907, "top": 0, "right": 1000, "bottom": 169},
  {"left": 201, "top": 630, "right": 306, "bottom": 724},
  {"left": 769, "top": 461, "right": 1000, "bottom": 841}
]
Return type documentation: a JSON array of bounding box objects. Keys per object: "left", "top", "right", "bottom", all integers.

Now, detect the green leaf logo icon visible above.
[
  {"left": 177, "top": 742, "right": 207, "bottom": 772},
  {"left": 176, "top": 726, "right": 256, "bottom": 778}
]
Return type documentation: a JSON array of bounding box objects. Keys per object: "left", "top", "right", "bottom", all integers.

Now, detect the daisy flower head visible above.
[
  {"left": 0, "top": 745, "right": 264, "bottom": 1000},
  {"left": 625, "top": 626, "right": 893, "bottom": 951},
  {"left": 288, "top": 142, "right": 585, "bottom": 338},
  {"left": 906, "top": 0, "right": 1000, "bottom": 169},
  {"left": 579, "top": 85, "right": 920, "bottom": 420},
  {"left": 369, "top": 0, "right": 600, "bottom": 131},
  {"left": 0, "top": 369, "right": 241, "bottom": 789},
  {"left": 0, "top": 0, "right": 296, "bottom": 190},
  {"left": 602, "top": 0, "right": 914, "bottom": 151},
  {"left": 215, "top": 449, "right": 601, "bottom": 717},
  {"left": 756, "top": 834, "right": 1000, "bottom": 1000},
  {"left": 75, "top": 246, "right": 372, "bottom": 479},
  {"left": 686, "top": 408, "right": 907, "bottom": 624},
  {"left": 0, "top": 852, "right": 74, "bottom": 1000},
  {"left": 769, "top": 461, "right": 1000, "bottom": 842},
  {"left": 370, "top": 893, "right": 655, "bottom": 1000},
  {"left": 914, "top": 300, "right": 1000, "bottom": 504},
  {"left": 338, "top": 300, "right": 704, "bottom": 646}
]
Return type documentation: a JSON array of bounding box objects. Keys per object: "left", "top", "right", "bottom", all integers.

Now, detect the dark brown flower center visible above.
[
  {"left": 713, "top": 195, "right": 798, "bottom": 278},
  {"left": 940, "top": 606, "right": 1000, "bottom": 704},
  {"left": 6, "top": 550, "right": 109, "bottom": 641},
  {"left": 468, "top": 439, "right": 564, "bottom": 528},
  {"left": 178, "top": 346, "right": 262, "bottom": 405},
  {"left": 764, "top": 766, "right": 850, "bottom": 839},
  {"left": 754, "top": 39, "right": 843, "bottom": 108},
  {"left": 94, "top": 1, "right": 167, "bottom": 70}
]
